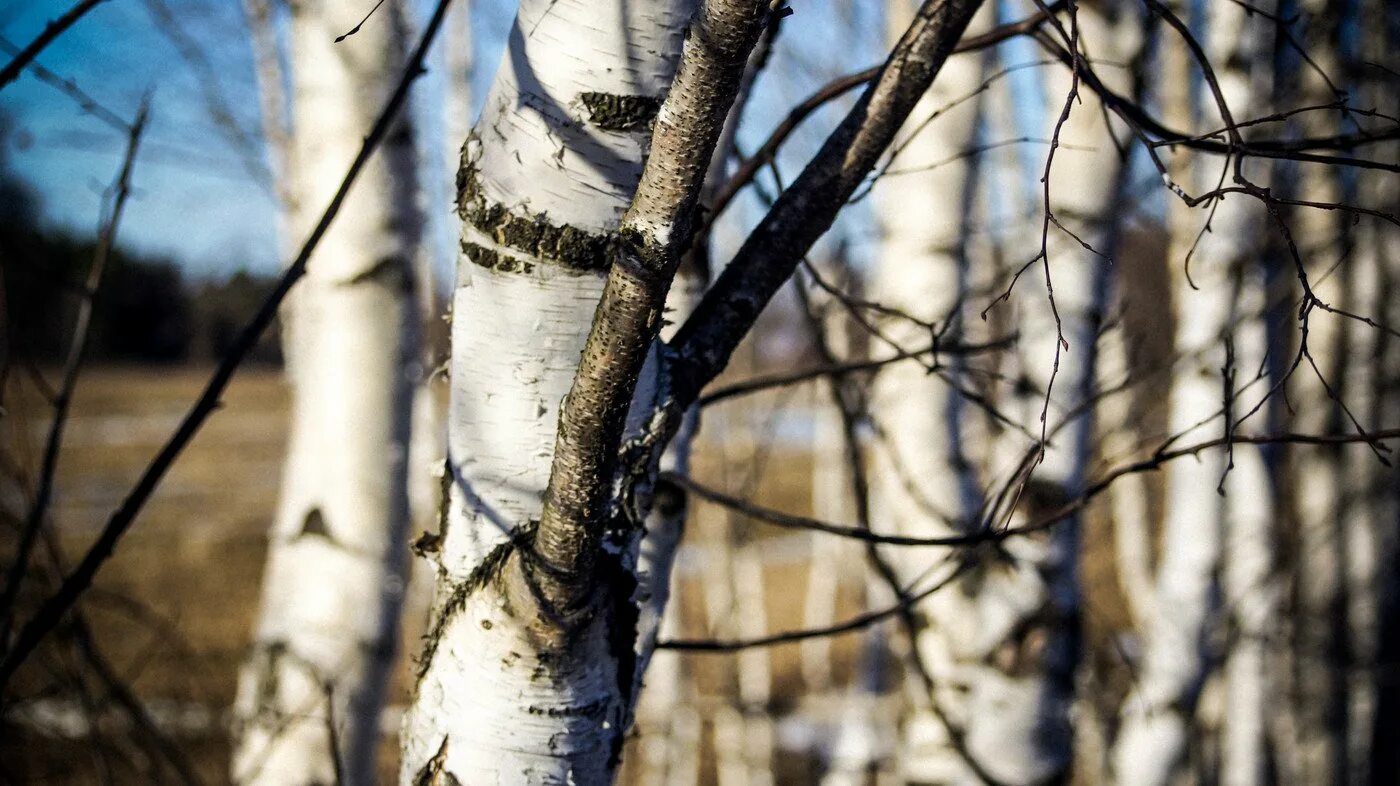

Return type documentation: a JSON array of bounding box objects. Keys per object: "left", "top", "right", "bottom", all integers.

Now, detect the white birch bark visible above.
[
  {"left": 1220, "top": 208, "right": 1280, "bottom": 786},
  {"left": 233, "top": 3, "right": 422, "bottom": 784},
  {"left": 968, "top": 3, "right": 1143, "bottom": 781},
  {"left": 866, "top": 2, "right": 992, "bottom": 781},
  {"left": 804, "top": 393, "right": 849, "bottom": 694},
  {"left": 1289, "top": 3, "right": 1350, "bottom": 780},
  {"left": 705, "top": 384, "right": 775, "bottom": 786},
  {"left": 1112, "top": 3, "right": 1275, "bottom": 782},
  {"left": 803, "top": 279, "right": 861, "bottom": 697},
  {"left": 398, "top": 1, "right": 695, "bottom": 780},
  {"left": 1098, "top": 320, "right": 1157, "bottom": 633}
]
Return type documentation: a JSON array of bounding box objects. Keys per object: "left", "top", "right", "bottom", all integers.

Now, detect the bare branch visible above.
[
  {"left": 658, "top": 558, "right": 970, "bottom": 651},
  {"left": 526, "top": 0, "right": 773, "bottom": 613},
  {"left": 668, "top": 0, "right": 988, "bottom": 413},
  {"left": 0, "top": 102, "right": 149, "bottom": 639},
  {"left": 707, "top": 3, "right": 1066, "bottom": 224},
  {"left": 697, "top": 335, "right": 1014, "bottom": 407},
  {"left": 0, "top": 0, "right": 108, "bottom": 91}
]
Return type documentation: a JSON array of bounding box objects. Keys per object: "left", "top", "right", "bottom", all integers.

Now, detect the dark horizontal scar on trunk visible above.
[{"left": 578, "top": 92, "right": 663, "bottom": 132}]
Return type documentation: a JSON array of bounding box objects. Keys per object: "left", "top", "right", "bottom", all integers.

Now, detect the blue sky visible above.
[
  {"left": 0, "top": 0, "right": 517, "bottom": 280},
  {"left": 1, "top": 0, "right": 281, "bottom": 278},
  {"left": 1, "top": 0, "right": 1063, "bottom": 281}
]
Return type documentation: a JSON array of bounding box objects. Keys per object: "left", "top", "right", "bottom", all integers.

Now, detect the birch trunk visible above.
[
  {"left": 804, "top": 393, "right": 850, "bottom": 694},
  {"left": 1221, "top": 261, "right": 1279, "bottom": 786},
  {"left": 1362, "top": 4, "right": 1400, "bottom": 773},
  {"left": 866, "top": 2, "right": 994, "bottom": 781},
  {"left": 964, "top": 2, "right": 1142, "bottom": 781},
  {"left": 1288, "top": 3, "right": 1351, "bottom": 780},
  {"left": 232, "top": 3, "right": 421, "bottom": 784},
  {"left": 397, "top": 0, "right": 696, "bottom": 780},
  {"left": 1112, "top": 2, "right": 1275, "bottom": 781}
]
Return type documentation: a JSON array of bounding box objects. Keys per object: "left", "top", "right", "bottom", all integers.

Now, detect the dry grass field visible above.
[{"left": 2, "top": 365, "right": 884, "bottom": 784}]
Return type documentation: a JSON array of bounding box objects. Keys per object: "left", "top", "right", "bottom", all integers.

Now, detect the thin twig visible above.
[
  {"left": 0, "top": 0, "right": 108, "bottom": 91},
  {"left": 659, "top": 559, "right": 971, "bottom": 651},
  {"left": 697, "top": 335, "right": 1014, "bottom": 407},
  {"left": 668, "top": 428, "right": 1400, "bottom": 552},
  {"left": 0, "top": 102, "right": 149, "bottom": 639}
]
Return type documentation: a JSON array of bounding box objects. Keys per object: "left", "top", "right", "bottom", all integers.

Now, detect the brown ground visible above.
[
  {"left": 0, "top": 364, "right": 1134, "bottom": 785},
  {"left": 0, "top": 366, "right": 863, "bottom": 784}
]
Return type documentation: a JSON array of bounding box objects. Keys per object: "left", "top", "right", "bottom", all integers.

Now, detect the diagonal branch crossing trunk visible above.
[{"left": 233, "top": 2, "right": 423, "bottom": 783}]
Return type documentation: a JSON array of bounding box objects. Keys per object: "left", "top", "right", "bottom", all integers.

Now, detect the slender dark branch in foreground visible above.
[
  {"left": 0, "top": 0, "right": 108, "bottom": 90},
  {"left": 0, "top": 0, "right": 455, "bottom": 691},
  {"left": 697, "top": 334, "right": 1015, "bottom": 407},
  {"left": 668, "top": 428, "right": 1400, "bottom": 552},
  {"left": 658, "top": 558, "right": 970, "bottom": 651},
  {"left": 0, "top": 103, "right": 148, "bottom": 639},
  {"left": 336, "top": 0, "right": 390, "bottom": 41},
  {"left": 708, "top": 3, "right": 1065, "bottom": 223}
]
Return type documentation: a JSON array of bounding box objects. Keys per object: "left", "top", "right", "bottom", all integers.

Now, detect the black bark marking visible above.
[
  {"left": 297, "top": 507, "right": 334, "bottom": 542},
  {"left": 413, "top": 524, "right": 533, "bottom": 683},
  {"left": 455, "top": 135, "right": 615, "bottom": 272},
  {"left": 412, "top": 530, "right": 442, "bottom": 559},
  {"left": 341, "top": 254, "right": 410, "bottom": 289},
  {"left": 523, "top": 697, "right": 608, "bottom": 718},
  {"left": 412, "top": 736, "right": 461, "bottom": 786},
  {"left": 599, "top": 548, "right": 639, "bottom": 768},
  {"left": 461, "top": 241, "right": 535, "bottom": 275},
  {"left": 435, "top": 458, "right": 452, "bottom": 543},
  {"left": 578, "top": 92, "right": 662, "bottom": 132}
]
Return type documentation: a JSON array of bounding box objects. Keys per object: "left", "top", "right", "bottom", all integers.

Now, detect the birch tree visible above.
[
  {"left": 866, "top": 2, "right": 994, "bottom": 781},
  {"left": 232, "top": 3, "right": 423, "bottom": 783},
  {"left": 399, "top": 0, "right": 987, "bottom": 778},
  {"left": 907, "top": 1, "right": 1143, "bottom": 780},
  {"left": 399, "top": 0, "right": 765, "bottom": 779},
  {"left": 1112, "top": 3, "right": 1278, "bottom": 782}
]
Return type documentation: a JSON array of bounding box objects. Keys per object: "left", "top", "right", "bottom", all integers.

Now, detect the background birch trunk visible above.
[
  {"left": 973, "top": 2, "right": 1141, "bottom": 780},
  {"left": 1218, "top": 33, "right": 1286, "bottom": 768},
  {"left": 398, "top": 0, "right": 695, "bottom": 780},
  {"left": 1107, "top": 10, "right": 1201, "bottom": 782},
  {"left": 1288, "top": 3, "right": 1351, "bottom": 781},
  {"left": 1362, "top": 2, "right": 1400, "bottom": 775},
  {"left": 866, "top": 2, "right": 993, "bottom": 781},
  {"left": 1112, "top": 2, "right": 1275, "bottom": 782},
  {"left": 232, "top": 2, "right": 422, "bottom": 783}
]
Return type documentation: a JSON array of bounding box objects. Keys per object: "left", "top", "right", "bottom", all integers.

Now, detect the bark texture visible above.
[
  {"left": 232, "top": 3, "right": 421, "bottom": 783},
  {"left": 399, "top": 0, "right": 773, "bottom": 780}
]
